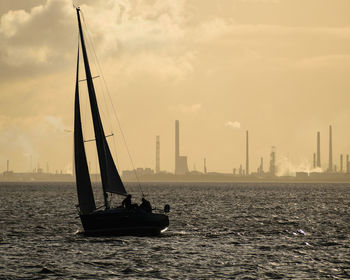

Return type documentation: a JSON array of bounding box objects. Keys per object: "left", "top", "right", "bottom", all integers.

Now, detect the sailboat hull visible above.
[{"left": 80, "top": 208, "right": 169, "bottom": 236}]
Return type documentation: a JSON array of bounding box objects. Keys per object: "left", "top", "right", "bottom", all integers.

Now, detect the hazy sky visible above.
[{"left": 1, "top": 0, "right": 350, "bottom": 175}]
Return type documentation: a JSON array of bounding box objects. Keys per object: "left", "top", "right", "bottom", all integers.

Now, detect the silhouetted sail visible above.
[
  {"left": 76, "top": 8, "right": 127, "bottom": 201},
  {"left": 74, "top": 49, "right": 96, "bottom": 214},
  {"left": 103, "top": 137, "right": 126, "bottom": 194}
]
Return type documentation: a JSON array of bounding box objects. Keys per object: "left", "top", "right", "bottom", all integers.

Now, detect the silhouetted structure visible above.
[
  {"left": 246, "top": 130, "right": 249, "bottom": 176},
  {"left": 156, "top": 136, "right": 160, "bottom": 173},
  {"left": 175, "top": 120, "right": 189, "bottom": 175},
  {"left": 204, "top": 158, "right": 207, "bottom": 174},
  {"left": 313, "top": 153, "right": 316, "bottom": 168},
  {"left": 259, "top": 157, "right": 264, "bottom": 176},
  {"left": 340, "top": 154, "right": 343, "bottom": 173},
  {"left": 329, "top": 125, "right": 333, "bottom": 172},
  {"left": 317, "top": 131, "right": 321, "bottom": 167},
  {"left": 7, "top": 160, "right": 9, "bottom": 173},
  {"left": 347, "top": 155, "right": 350, "bottom": 173},
  {"left": 269, "top": 146, "right": 276, "bottom": 176}
]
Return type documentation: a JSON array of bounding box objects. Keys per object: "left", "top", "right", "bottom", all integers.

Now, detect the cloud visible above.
[
  {"left": 44, "top": 115, "right": 67, "bottom": 133},
  {"left": 225, "top": 121, "right": 241, "bottom": 129},
  {"left": 0, "top": 9, "right": 31, "bottom": 37},
  {"left": 2, "top": 0, "right": 350, "bottom": 84}
]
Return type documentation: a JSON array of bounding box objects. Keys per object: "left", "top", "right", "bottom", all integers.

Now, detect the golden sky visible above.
[{"left": 1, "top": 0, "right": 350, "bottom": 175}]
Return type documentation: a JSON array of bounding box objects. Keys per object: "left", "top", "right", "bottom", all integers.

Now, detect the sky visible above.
[{"left": 1, "top": 0, "right": 350, "bottom": 175}]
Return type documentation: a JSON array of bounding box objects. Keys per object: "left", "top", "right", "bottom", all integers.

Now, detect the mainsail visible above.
[
  {"left": 74, "top": 49, "right": 96, "bottom": 215},
  {"left": 76, "top": 8, "right": 127, "bottom": 206}
]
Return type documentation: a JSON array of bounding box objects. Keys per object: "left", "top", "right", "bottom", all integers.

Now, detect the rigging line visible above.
[
  {"left": 80, "top": 13, "right": 115, "bottom": 141},
  {"left": 80, "top": 11, "right": 113, "bottom": 137},
  {"left": 111, "top": 131, "right": 120, "bottom": 170},
  {"left": 81, "top": 11, "right": 120, "bottom": 185},
  {"left": 84, "top": 133, "right": 114, "bottom": 143},
  {"left": 81, "top": 12, "right": 131, "bottom": 200},
  {"left": 80, "top": 9, "right": 144, "bottom": 196}
]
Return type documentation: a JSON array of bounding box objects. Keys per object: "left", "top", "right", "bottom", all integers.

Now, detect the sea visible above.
[{"left": 0, "top": 182, "right": 349, "bottom": 279}]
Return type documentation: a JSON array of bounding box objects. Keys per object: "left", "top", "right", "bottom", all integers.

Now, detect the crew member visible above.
[
  {"left": 140, "top": 197, "right": 152, "bottom": 213},
  {"left": 122, "top": 194, "right": 132, "bottom": 208}
]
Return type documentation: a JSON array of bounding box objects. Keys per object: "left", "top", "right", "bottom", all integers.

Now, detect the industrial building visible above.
[{"left": 175, "top": 120, "right": 189, "bottom": 175}]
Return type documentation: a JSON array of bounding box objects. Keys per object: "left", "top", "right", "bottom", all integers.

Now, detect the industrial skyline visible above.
[
  {"left": 2, "top": 120, "right": 350, "bottom": 178},
  {"left": 4, "top": 118, "right": 350, "bottom": 182}
]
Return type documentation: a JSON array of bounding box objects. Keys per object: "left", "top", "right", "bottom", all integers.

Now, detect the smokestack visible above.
[
  {"left": 347, "top": 154, "right": 350, "bottom": 173},
  {"left": 317, "top": 131, "right": 321, "bottom": 167},
  {"left": 175, "top": 120, "right": 179, "bottom": 172},
  {"left": 269, "top": 146, "right": 276, "bottom": 176},
  {"left": 156, "top": 136, "right": 160, "bottom": 174},
  {"left": 246, "top": 130, "right": 249, "bottom": 176},
  {"left": 329, "top": 125, "right": 333, "bottom": 172},
  {"left": 260, "top": 157, "right": 264, "bottom": 176},
  {"left": 340, "top": 154, "right": 343, "bottom": 173},
  {"left": 7, "top": 160, "right": 9, "bottom": 172},
  {"left": 204, "top": 158, "right": 207, "bottom": 174},
  {"left": 313, "top": 153, "right": 316, "bottom": 168}
]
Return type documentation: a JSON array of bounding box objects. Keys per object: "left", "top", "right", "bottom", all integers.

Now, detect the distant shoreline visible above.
[{"left": 1, "top": 176, "right": 350, "bottom": 184}]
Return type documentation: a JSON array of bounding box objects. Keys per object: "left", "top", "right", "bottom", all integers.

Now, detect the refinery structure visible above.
[
  {"left": 121, "top": 122, "right": 350, "bottom": 182},
  {"left": 2, "top": 121, "right": 350, "bottom": 182},
  {"left": 174, "top": 120, "right": 189, "bottom": 175}
]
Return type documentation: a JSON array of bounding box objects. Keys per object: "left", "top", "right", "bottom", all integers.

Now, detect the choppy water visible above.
[{"left": 0, "top": 182, "right": 349, "bottom": 279}]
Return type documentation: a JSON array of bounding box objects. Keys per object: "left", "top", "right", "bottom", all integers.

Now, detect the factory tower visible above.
[
  {"left": 156, "top": 135, "right": 160, "bottom": 173},
  {"left": 175, "top": 120, "right": 189, "bottom": 175},
  {"left": 317, "top": 131, "right": 321, "bottom": 167},
  {"left": 329, "top": 125, "right": 333, "bottom": 172},
  {"left": 246, "top": 130, "right": 249, "bottom": 176}
]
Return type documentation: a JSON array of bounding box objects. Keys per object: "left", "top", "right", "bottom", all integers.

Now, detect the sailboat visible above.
[{"left": 73, "top": 7, "right": 169, "bottom": 236}]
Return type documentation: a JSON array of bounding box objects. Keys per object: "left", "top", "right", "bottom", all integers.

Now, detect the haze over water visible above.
[
  {"left": 2, "top": 0, "right": 350, "bottom": 174},
  {"left": 1, "top": 182, "right": 349, "bottom": 279}
]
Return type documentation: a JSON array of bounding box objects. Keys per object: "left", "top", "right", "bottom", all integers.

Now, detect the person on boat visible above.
[
  {"left": 122, "top": 194, "right": 132, "bottom": 208},
  {"left": 140, "top": 197, "right": 152, "bottom": 213}
]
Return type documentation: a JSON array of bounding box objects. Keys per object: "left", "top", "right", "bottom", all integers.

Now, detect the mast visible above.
[
  {"left": 76, "top": 8, "right": 127, "bottom": 208},
  {"left": 74, "top": 47, "right": 96, "bottom": 214}
]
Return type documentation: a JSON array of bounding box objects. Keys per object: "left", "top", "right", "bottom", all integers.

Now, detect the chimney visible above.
[
  {"left": 175, "top": 120, "right": 179, "bottom": 173},
  {"left": 328, "top": 125, "right": 333, "bottom": 172},
  {"left": 7, "top": 160, "right": 9, "bottom": 172},
  {"left": 340, "top": 154, "right": 343, "bottom": 173},
  {"left": 269, "top": 146, "right": 276, "bottom": 176},
  {"left": 246, "top": 130, "right": 249, "bottom": 176},
  {"left": 317, "top": 131, "right": 321, "bottom": 167},
  {"left": 156, "top": 135, "right": 160, "bottom": 173},
  {"left": 313, "top": 153, "right": 316, "bottom": 169}
]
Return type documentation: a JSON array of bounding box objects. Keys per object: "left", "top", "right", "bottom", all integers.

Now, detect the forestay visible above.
[{"left": 76, "top": 8, "right": 127, "bottom": 204}]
